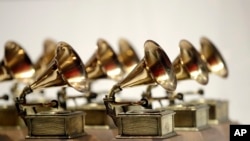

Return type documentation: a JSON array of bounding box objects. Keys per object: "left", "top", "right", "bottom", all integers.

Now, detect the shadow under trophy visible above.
[
  {"left": 103, "top": 40, "right": 184, "bottom": 140},
  {"left": 15, "top": 41, "right": 89, "bottom": 139}
]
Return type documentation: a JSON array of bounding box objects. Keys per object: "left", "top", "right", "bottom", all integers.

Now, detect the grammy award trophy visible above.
[
  {"left": 15, "top": 41, "right": 88, "bottom": 139},
  {"left": 103, "top": 40, "right": 183, "bottom": 140}
]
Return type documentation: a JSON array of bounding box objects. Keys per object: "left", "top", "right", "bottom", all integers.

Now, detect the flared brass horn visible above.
[
  {"left": 3, "top": 41, "right": 35, "bottom": 83},
  {"left": 0, "top": 61, "right": 12, "bottom": 81},
  {"left": 19, "top": 41, "right": 88, "bottom": 101},
  {"left": 109, "top": 40, "right": 177, "bottom": 97},
  {"left": 85, "top": 39, "right": 124, "bottom": 81},
  {"left": 118, "top": 38, "right": 140, "bottom": 74},
  {"left": 104, "top": 40, "right": 177, "bottom": 126},
  {"left": 173, "top": 40, "right": 209, "bottom": 85},
  {"left": 200, "top": 37, "right": 228, "bottom": 78},
  {"left": 33, "top": 39, "right": 57, "bottom": 79}
]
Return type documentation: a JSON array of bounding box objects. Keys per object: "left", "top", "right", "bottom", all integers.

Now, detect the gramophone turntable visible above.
[
  {"left": 15, "top": 41, "right": 89, "bottom": 139},
  {"left": 103, "top": 40, "right": 179, "bottom": 139}
]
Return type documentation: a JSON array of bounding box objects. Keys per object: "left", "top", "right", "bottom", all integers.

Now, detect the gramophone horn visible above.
[
  {"left": 0, "top": 61, "right": 12, "bottom": 81},
  {"left": 33, "top": 39, "right": 57, "bottom": 78},
  {"left": 200, "top": 37, "right": 228, "bottom": 78},
  {"left": 116, "top": 40, "right": 177, "bottom": 93},
  {"left": 118, "top": 38, "right": 140, "bottom": 74},
  {"left": 85, "top": 38, "right": 124, "bottom": 81},
  {"left": 26, "top": 41, "right": 88, "bottom": 93},
  {"left": 4, "top": 41, "right": 35, "bottom": 83},
  {"left": 173, "top": 40, "right": 209, "bottom": 85}
]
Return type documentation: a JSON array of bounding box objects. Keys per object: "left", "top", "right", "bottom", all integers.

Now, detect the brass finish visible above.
[
  {"left": 162, "top": 103, "right": 210, "bottom": 131},
  {"left": 112, "top": 40, "right": 177, "bottom": 95},
  {"left": 19, "top": 41, "right": 89, "bottom": 102},
  {"left": 85, "top": 38, "right": 124, "bottom": 81},
  {"left": 142, "top": 39, "right": 209, "bottom": 106},
  {"left": 25, "top": 111, "right": 86, "bottom": 139},
  {"left": 0, "top": 61, "right": 12, "bottom": 81},
  {"left": 200, "top": 37, "right": 228, "bottom": 78},
  {"left": 173, "top": 39, "right": 209, "bottom": 85},
  {"left": 103, "top": 40, "right": 177, "bottom": 139},
  {"left": 118, "top": 38, "right": 140, "bottom": 74},
  {"left": 33, "top": 39, "right": 57, "bottom": 79},
  {"left": 3, "top": 41, "right": 35, "bottom": 83},
  {"left": 15, "top": 41, "right": 88, "bottom": 139}
]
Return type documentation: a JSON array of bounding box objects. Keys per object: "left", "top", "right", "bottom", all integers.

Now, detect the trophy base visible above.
[
  {"left": 189, "top": 99, "right": 229, "bottom": 124},
  {"left": 24, "top": 110, "right": 86, "bottom": 139},
  {"left": 116, "top": 109, "right": 176, "bottom": 139},
  {"left": 160, "top": 103, "right": 210, "bottom": 131}
]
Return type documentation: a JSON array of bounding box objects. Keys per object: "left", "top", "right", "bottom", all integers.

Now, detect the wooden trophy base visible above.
[
  {"left": 160, "top": 103, "right": 210, "bottom": 131},
  {"left": 189, "top": 99, "right": 229, "bottom": 125},
  {"left": 24, "top": 111, "right": 86, "bottom": 139},
  {"left": 115, "top": 109, "right": 177, "bottom": 139}
]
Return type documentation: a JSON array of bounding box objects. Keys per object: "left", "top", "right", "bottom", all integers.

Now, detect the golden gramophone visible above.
[
  {"left": 0, "top": 41, "right": 35, "bottom": 127},
  {"left": 188, "top": 37, "right": 229, "bottom": 125},
  {"left": 146, "top": 39, "right": 211, "bottom": 131},
  {"left": 15, "top": 41, "right": 88, "bottom": 139},
  {"left": 103, "top": 40, "right": 178, "bottom": 139}
]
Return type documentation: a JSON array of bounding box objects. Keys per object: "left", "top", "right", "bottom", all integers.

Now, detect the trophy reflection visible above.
[
  {"left": 189, "top": 37, "right": 229, "bottom": 125},
  {"left": 15, "top": 41, "right": 88, "bottom": 139},
  {"left": 104, "top": 40, "right": 178, "bottom": 139},
  {"left": 0, "top": 41, "right": 35, "bottom": 127}
]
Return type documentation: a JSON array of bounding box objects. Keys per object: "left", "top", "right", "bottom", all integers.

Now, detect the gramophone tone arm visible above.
[
  {"left": 20, "top": 100, "right": 59, "bottom": 108},
  {"left": 19, "top": 85, "right": 33, "bottom": 103}
]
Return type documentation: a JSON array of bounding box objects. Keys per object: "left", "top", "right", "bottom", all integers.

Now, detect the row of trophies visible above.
[{"left": 0, "top": 37, "right": 230, "bottom": 141}]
